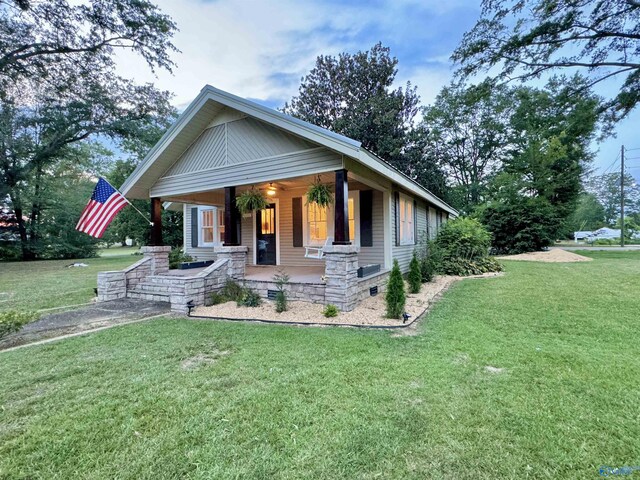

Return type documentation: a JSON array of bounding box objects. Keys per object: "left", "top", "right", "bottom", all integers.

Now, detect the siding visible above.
[
  {"left": 358, "top": 190, "right": 384, "bottom": 266},
  {"left": 151, "top": 148, "right": 342, "bottom": 197},
  {"left": 183, "top": 188, "right": 386, "bottom": 268}
]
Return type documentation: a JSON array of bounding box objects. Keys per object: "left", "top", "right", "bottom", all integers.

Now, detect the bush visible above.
[
  {"left": 323, "top": 304, "right": 338, "bottom": 318},
  {"left": 0, "top": 310, "right": 39, "bottom": 339},
  {"left": 420, "top": 256, "right": 435, "bottom": 283},
  {"left": 385, "top": 259, "right": 405, "bottom": 319},
  {"left": 273, "top": 270, "right": 290, "bottom": 313},
  {"left": 208, "top": 292, "right": 228, "bottom": 305},
  {"left": 432, "top": 217, "right": 490, "bottom": 261},
  {"left": 237, "top": 288, "right": 262, "bottom": 307},
  {"left": 481, "top": 197, "right": 560, "bottom": 254},
  {"left": 408, "top": 252, "right": 422, "bottom": 294},
  {"left": 438, "top": 257, "right": 503, "bottom": 276},
  {"left": 221, "top": 280, "right": 244, "bottom": 301},
  {"left": 168, "top": 247, "right": 193, "bottom": 269}
]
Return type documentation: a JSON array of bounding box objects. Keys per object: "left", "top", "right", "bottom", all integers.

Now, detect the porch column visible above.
[
  {"left": 150, "top": 197, "right": 163, "bottom": 246},
  {"left": 224, "top": 186, "right": 240, "bottom": 246},
  {"left": 333, "top": 169, "right": 350, "bottom": 245}
]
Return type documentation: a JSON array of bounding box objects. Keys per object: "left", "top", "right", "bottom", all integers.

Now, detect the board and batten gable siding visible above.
[{"left": 151, "top": 117, "right": 340, "bottom": 198}]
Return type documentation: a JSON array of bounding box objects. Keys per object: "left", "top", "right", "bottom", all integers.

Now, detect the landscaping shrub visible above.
[
  {"left": 237, "top": 288, "right": 262, "bottom": 307},
  {"left": 323, "top": 304, "right": 338, "bottom": 318},
  {"left": 273, "top": 270, "right": 290, "bottom": 313},
  {"left": 431, "top": 217, "right": 502, "bottom": 276},
  {"left": 408, "top": 252, "right": 422, "bottom": 294},
  {"left": 168, "top": 248, "right": 193, "bottom": 269},
  {"left": 221, "top": 280, "right": 244, "bottom": 301},
  {"left": 438, "top": 257, "right": 503, "bottom": 276},
  {"left": 414, "top": 233, "right": 434, "bottom": 283},
  {"left": 0, "top": 311, "right": 39, "bottom": 339},
  {"left": 208, "top": 292, "right": 228, "bottom": 305},
  {"left": 385, "top": 259, "right": 405, "bottom": 319}
]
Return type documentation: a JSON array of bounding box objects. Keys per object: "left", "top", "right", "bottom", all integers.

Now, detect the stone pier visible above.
[{"left": 323, "top": 244, "right": 360, "bottom": 311}]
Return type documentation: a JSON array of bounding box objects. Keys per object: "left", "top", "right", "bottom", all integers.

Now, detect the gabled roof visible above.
[{"left": 121, "top": 84, "right": 457, "bottom": 216}]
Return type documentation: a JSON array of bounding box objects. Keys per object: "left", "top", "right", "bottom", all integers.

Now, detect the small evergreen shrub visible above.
[
  {"left": 408, "top": 252, "right": 422, "bottom": 294},
  {"left": 385, "top": 259, "right": 405, "bottom": 319},
  {"left": 237, "top": 288, "right": 262, "bottom": 307},
  {"left": 0, "top": 311, "right": 39, "bottom": 339},
  {"left": 323, "top": 304, "right": 338, "bottom": 318},
  {"left": 168, "top": 247, "right": 193, "bottom": 269},
  {"left": 221, "top": 280, "right": 244, "bottom": 301},
  {"left": 209, "top": 292, "right": 228, "bottom": 305},
  {"left": 420, "top": 256, "right": 435, "bottom": 283},
  {"left": 273, "top": 270, "right": 290, "bottom": 313}
]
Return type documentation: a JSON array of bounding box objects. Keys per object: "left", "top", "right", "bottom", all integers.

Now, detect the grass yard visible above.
[
  {"left": 0, "top": 254, "right": 138, "bottom": 312},
  {"left": 0, "top": 251, "right": 638, "bottom": 478}
]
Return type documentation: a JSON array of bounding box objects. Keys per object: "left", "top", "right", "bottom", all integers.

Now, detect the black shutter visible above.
[
  {"left": 292, "top": 197, "right": 303, "bottom": 247},
  {"left": 191, "top": 207, "right": 198, "bottom": 248},
  {"left": 394, "top": 191, "right": 400, "bottom": 246},
  {"left": 360, "top": 190, "right": 373, "bottom": 247},
  {"left": 414, "top": 200, "right": 418, "bottom": 244}
]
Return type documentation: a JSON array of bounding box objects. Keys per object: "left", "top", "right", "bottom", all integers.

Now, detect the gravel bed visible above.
[
  {"left": 193, "top": 272, "right": 502, "bottom": 327},
  {"left": 496, "top": 249, "right": 592, "bottom": 263}
]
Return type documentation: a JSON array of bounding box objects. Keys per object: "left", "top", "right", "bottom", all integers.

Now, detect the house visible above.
[{"left": 97, "top": 85, "right": 457, "bottom": 313}]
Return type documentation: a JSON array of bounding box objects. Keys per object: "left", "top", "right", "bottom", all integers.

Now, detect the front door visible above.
[{"left": 256, "top": 204, "right": 276, "bottom": 265}]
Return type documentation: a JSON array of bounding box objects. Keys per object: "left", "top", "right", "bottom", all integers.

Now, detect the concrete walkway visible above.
[{"left": 0, "top": 299, "right": 171, "bottom": 350}]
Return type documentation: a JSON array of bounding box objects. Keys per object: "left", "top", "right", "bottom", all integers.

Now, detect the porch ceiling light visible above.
[{"left": 266, "top": 183, "right": 277, "bottom": 196}]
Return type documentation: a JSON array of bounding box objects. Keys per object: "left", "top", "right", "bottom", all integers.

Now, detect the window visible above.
[
  {"left": 348, "top": 190, "right": 359, "bottom": 245},
  {"left": 218, "top": 209, "right": 225, "bottom": 244},
  {"left": 399, "top": 194, "right": 414, "bottom": 245},
  {"left": 260, "top": 207, "right": 275, "bottom": 235},
  {"left": 198, "top": 206, "right": 224, "bottom": 247},
  {"left": 307, "top": 203, "right": 327, "bottom": 245}
]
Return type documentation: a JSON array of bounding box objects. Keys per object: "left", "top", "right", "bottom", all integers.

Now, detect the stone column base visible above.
[
  {"left": 324, "top": 244, "right": 360, "bottom": 312},
  {"left": 141, "top": 245, "right": 171, "bottom": 275},
  {"left": 214, "top": 245, "right": 248, "bottom": 280}
]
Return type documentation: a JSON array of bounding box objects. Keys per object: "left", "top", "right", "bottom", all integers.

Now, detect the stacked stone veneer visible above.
[
  {"left": 243, "top": 280, "right": 326, "bottom": 304},
  {"left": 323, "top": 244, "right": 360, "bottom": 312}
]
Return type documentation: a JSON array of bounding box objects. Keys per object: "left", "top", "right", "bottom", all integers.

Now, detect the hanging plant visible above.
[
  {"left": 236, "top": 187, "right": 269, "bottom": 215},
  {"left": 306, "top": 179, "right": 333, "bottom": 208}
]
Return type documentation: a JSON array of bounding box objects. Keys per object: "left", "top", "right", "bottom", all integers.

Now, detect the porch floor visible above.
[{"left": 245, "top": 266, "right": 325, "bottom": 284}]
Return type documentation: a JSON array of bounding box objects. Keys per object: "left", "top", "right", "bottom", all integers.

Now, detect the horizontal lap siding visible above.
[
  {"left": 358, "top": 190, "right": 385, "bottom": 267},
  {"left": 392, "top": 195, "right": 429, "bottom": 273},
  {"left": 151, "top": 148, "right": 342, "bottom": 197}
]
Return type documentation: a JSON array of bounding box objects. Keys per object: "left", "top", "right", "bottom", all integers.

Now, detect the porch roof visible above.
[{"left": 120, "top": 85, "right": 457, "bottom": 216}]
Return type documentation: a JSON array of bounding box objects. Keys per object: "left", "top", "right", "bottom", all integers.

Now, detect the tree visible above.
[
  {"left": 452, "top": 0, "right": 640, "bottom": 120},
  {"left": 283, "top": 43, "right": 420, "bottom": 167},
  {"left": 565, "top": 193, "right": 607, "bottom": 233},
  {"left": 0, "top": 0, "right": 177, "bottom": 260},
  {"left": 586, "top": 172, "right": 640, "bottom": 225},
  {"left": 0, "top": 0, "right": 177, "bottom": 84},
  {"left": 419, "top": 82, "right": 513, "bottom": 213}
]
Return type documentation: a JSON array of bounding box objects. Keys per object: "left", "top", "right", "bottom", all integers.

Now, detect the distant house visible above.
[{"left": 97, "top": 85, "right": 457, "bottom": 313}]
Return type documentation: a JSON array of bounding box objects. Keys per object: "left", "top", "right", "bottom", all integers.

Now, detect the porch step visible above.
[{"left": 126, "top": 280, "right": 171, "bottom": 303}]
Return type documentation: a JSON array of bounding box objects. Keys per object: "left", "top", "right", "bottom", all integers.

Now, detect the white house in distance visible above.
[{"left": 97, "top": 85, "right": 457, "bottom": 313}]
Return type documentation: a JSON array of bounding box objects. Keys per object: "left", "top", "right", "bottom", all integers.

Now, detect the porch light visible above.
[{"left": 266, "top": 183, "right": 277, "bottom": 196}]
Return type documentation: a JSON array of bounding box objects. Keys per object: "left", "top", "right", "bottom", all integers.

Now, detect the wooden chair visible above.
[{"left": 304, "top": 237, "right": 332, "bottom": 259}]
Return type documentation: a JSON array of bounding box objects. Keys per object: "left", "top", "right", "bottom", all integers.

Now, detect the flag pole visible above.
[{"left": 101, "top": 177, "right": 154, "bottom": 226}]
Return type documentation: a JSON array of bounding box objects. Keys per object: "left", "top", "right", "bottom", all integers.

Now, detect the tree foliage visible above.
[
  {"left": 586, "top": 171, "right": 640, "bottom": 225},
  {"left": 0, "top": 0, "right": 177, "bottom": 260},
  {"left": 452, "top": 0, "right": 640, "bottom": 120},
  {"left": 283, "top": 43, "right": 449, "bottom": 198},
  {"left": 565, "top": 193, "right": 606, "bottom": 233},
  {"left": 419, "top": 82, "right": 512, "bottom": 213}
]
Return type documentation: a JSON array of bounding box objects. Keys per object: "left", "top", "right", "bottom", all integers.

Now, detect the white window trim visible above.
[
  {"left": 302, "top": 191, "right": 360, "bottom": 247},
  {"left": 399, "top": 193, "right": 415, "bottom": 246},
  {"left": 197, "top": 206, "right": 224, "bottom": 248}
]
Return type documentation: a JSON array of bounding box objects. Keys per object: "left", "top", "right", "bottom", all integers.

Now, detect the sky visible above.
[{"left": 115, "top": 0, "right": 640, "bottom": 179}]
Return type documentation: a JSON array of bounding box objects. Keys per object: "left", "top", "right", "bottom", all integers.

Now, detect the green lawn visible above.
[
  {"left": 0, "top": 252, "right": 638, "bottom": 479},
  {"left": 0, "top": 254, "right": 138, "bottom": 312}
]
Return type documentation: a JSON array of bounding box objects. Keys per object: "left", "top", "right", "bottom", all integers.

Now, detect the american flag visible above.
[{"left": 75, "top": 178, "right": 129, "bottom": 238}]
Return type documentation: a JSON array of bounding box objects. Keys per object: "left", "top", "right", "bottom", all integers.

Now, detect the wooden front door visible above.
[{"left": 256, "top": 204, "right": 276, "bottom": 265}]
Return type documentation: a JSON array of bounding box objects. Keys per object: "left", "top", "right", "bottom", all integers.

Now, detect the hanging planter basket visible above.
[
  {"left": 236, "top": 188, "right": 269, "bottom": 215},
  {"left": 306, "top": 180, "right": 333, "bottom": 208}
]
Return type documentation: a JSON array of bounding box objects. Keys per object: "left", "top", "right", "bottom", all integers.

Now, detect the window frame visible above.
[
  {"left": 302, "top": 190, "right": 360, "bottom": 246},
  {"left": 398, "top": 193, "right": 415, "bottom": 246},
  {"left": 197, "top": 206, "right": 224, "bottom": 247}
]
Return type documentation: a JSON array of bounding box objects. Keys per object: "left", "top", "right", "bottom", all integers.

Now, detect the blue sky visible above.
[{"left": 115, "top": 0, "right": 639, "bottom": 179}]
